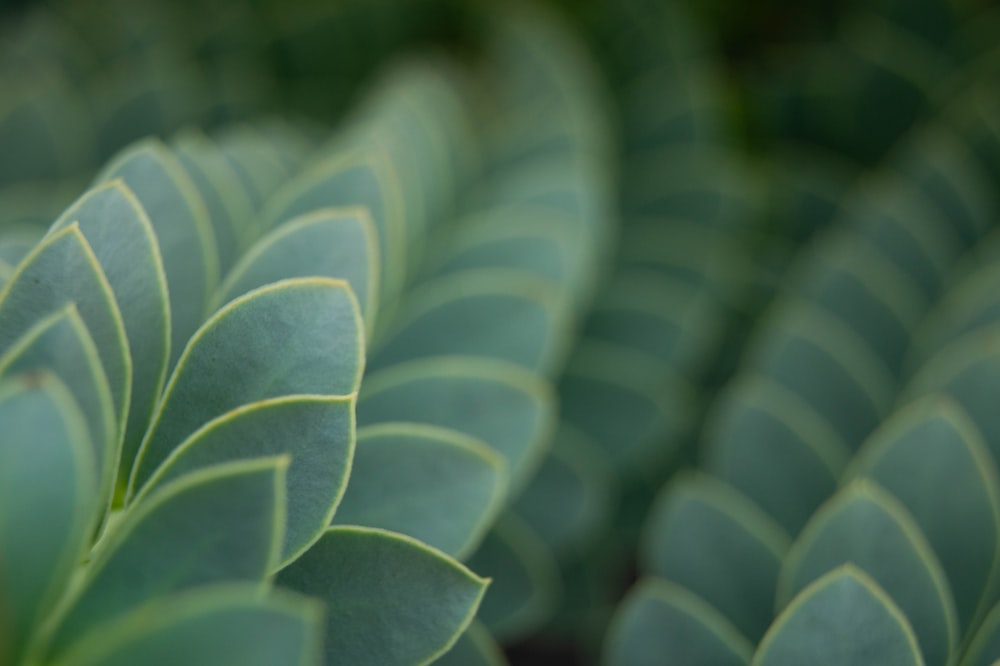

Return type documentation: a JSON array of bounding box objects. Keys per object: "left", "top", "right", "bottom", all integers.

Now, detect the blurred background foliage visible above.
[{"left": 2, "top": 0, "right": 1000, "bottom": 663}]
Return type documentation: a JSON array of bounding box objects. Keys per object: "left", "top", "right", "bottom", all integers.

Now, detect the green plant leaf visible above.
[
  {"left": 49, "top": 180, "right": 170, "bottom": 475},
  {"left": 0, "top": 307, "right": 115, "bottom": 508},
  {"left": 641, "top": 473, "right": 790, "bottom": 641},
  {"left": 0, "top": 224, "right": 131, "bottom": 441},
  {"left": 276, "top": 526, "right": 487, "bottom": 666},
  {"left": 332, "top": 422, "right": 505, "bottom": 558},
  {"left": 48, "top": 457, "right": 288, "bottom": 657},
  {"left": 744, "top": 301, "right": 894, "bottom": 449},
  {"left": 359, "top": 357, "right": 554, "bottom": 491},
  {"left": 702, "top": 374, "right": 850, "bottom": 535},
  {"left": 466, "top": 515, "right": 560, "bottom": 642},
  {"left": 512, "top": 423, "right": 615, "bottom": 556},
  {"left": 432, "top": 622, "right": 508, "bottom": 666},
  {"left": 50, "top": 584, "right": 322, "bottom": 666},
  {"left": 844, "top": 396, "right": 1000, "bottom": 632},
  {"left": 754, "top": 565, "right": 924, "bottom": 666},
  {"left": 140, "top": 395, "right": 354, "bottom": 565},
  {"left": 369, "top": 270, "right": 570, "bottom": 376},
  {"left": 96, "top": 138, "right": 218, "bottom": 366},
  {"left": 792, "top": 233, "right": 922, "bottom": 375},
  {"left": 215, "top": 125, "right": 292, "bottom": 214},
  {"left": 604, "top": 578, "right": 752, "bottom": 666},
  {"left": 0, "top": 372, "right": 96, "bottom": 665},
  {"left": 583, "top": 273, "right": 725, "bottom": 379},
  {"left": 217, "top": 207, "right": 379, "bottom": 336},
  {"left": 962, "top": 600, "right": 1000, "bottom": 666},
  {"left": 263, "top": 148, "right": 405, "bottom": 299},
  {"left": 131, "top": 277, "right": 363, "bottom": 493},
  {"left": 904, "top": 328, "right": 1000, "bottom": 468},
  {"left": 558, "top": 341, "right": 689, "bottom": 475},
  {"left": 172, "top": 131, "right": 249, "bottom": 276},
  {"left": 778, "top": 481, "right": 956, "bottom": 666}
]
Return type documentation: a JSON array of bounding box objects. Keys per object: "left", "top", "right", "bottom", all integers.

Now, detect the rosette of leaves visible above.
[
  {"left": 603, "top": 46, "right": 1000, "bottom": 665},
  {"left": 0, "top": 45, "right": 600, "bottom": 663}
]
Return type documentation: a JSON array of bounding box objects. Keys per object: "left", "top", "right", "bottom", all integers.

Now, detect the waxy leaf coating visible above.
[{"left": 277, "top": 526, "right": 487, "bottom": 666}]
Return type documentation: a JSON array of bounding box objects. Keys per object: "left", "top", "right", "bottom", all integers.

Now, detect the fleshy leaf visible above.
[
  {"left": 466, "top": 515, "right": 560, "bottom": 642},
  {"left": 48, "top": 457, "right": 288, "bottom": 657},
  {"left": 744, "top": 302, "right": 894, "bottom": 449},
  {"left": 702, "top": 375, "right": 849, "bottom": 535},
  {"left": 0, "top": 373, "right": 96, "bottom": 665},
  {"left": 359, "top": 357, "right": 553, "bottom": 492},
  {"left": 369, "top": 270, "right": 570, "bottom": 376},
  {"left": 778, "top": 481, "right": 957, "bottom": 666},
  {"left": 604, "top": 578, "right": 752, "bottom": 666},
  {"left": 131, "top": 277, "right": 363, "bottom": 493},
  {"left": 512, "top": 424, "right": 615, "bottom": 556},
  {"left": 432, "top": 622, "right": 508, "bottom": 666},
  {"left": 0, "top": 224, "right": 131, "bottom": 440},
  {"left": 217, "top": 208, "right": 379, "bottom": 335},
  {"left": 50, "top": 180, "right": 170, "bottom": 474},
  {"left": 276, "top": 526, "right": 487, "bottom": 666},
  {"left": 96, "top": 138, "right": 218, "bottom": 366},
  {"left": 753, "top": 566, "right": 924, "bottom": 666},
  {"left": 642, "top": 474, "right": 790, "bottom": 641},
  {"left": 141, "top": 395, "right": 354, "bottom": 565},
  {"left": 845, "top": 396, "right": 1000, "bottom": 632},
  {"left": 333, "top": 423, "right": 505, "bottom": 558},
  {"left": 263, "top": 149, "right": 405, "bottom": 299},
  {"left": 50, "top": 585, "right": 322, "bottom": 666},
  {"left": 0, "top": 307, "right": 114, "bottom": 504}
]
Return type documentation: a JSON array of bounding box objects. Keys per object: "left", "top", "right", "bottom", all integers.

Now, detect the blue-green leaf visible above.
[
  {"left": 778, "top": 481, "right": 957, "bottom": 666},
  {"left": 604, "top": 578, "right": 752, "bottom": 666},
  {"left": 0, "top": 373, "right": 96, "bottom": 665},
  {"left": 48, "top": 457, "right": 288, "bottom": 658},
  {"left": 333, "top": 423, "right": 505, "bottom": 558},
  {"left": 217, "top": 208, "right": 379, "bottom": 336},
  {"left": 50, "top": 584, "right": 322, "bottom": 666},
  {"left": 642, "top": 474, "right": 790, "bottom": 641},
  {"left": 131, "top": 278, "right": 363, "bottom": 493},
  {"left": 359, "top": 357, "right": 554, "bottom": 492},
  {"left": 753, "top": 566, "right": 923, "bottom": 666},
  {"left": 50, "top": 180, "right": 170, "bottom": 475},
  {"left": 96, "top": 138, "right": 218, "bottom": 366},
  {"left": 276, "top": 526, "right": 487, "bottom": 666},
  {"left": 141, "top": 395, "right": 354, "bottom": 565}
]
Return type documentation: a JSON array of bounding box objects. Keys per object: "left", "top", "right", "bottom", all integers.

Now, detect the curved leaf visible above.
[
  {"left": 50, "top": 585, "right": 322, "bottom": 666},
  {"left": 0, "top": 224, "right": 131, "bottom": 441},
  {"left": 370, "top": 270, "right": 571, "bottom": 376},
  {"left": 845, "top": 396, "right": 1000, "bottom": 632},
  {"left": 0, "top": 373, "right": 96, "bottom": 665},
  {"left": 262, "top": 148, "right": 405, "bottom": 299},
  {"left": 778, "top": 481, "right": 956, "bottom": 666},
  {"left": 0, "top": 307, "right": 114, "bottom": 505},
  {"left": 333, "top": 422, "right": 505, "bottom": 558},
  {"left": 702, "top": 374, "right": 850, "bottom": 535},
  {"left": 642, "top": 474, "right": 790, "bottom": 641},
  {"left": 466, "top": 515, "right": 560, "bottom": 642},
  {"left": 48, "top": 457, "right": 288, "bottom": 657},
  {"left": 131, "top": 277, "right": 363, "bottom": 493},
  {"left": 744, "top": 302, "right": 894, "bottom": 449},
  {"left": 604, "top": 578, "right": 752, "bottom": 666},
  {"left": 276, "top": 526, "right": 487, "bottom": 666},
  {"left": 512, "top": 423, "right": 615, "bottom": 556},
  {"left": 141, "top": 395, "right": 355, "bottom": 565},
  {"left": 359, "top": 357, "right": 554, "bottom": 492},
  {"left": 754, "top": 565, "right": 924, "bottom": 666},
  {"left": 217, "top": 207, "right": 379, "bottom": 335},
  {"left": 50, "top": 180, "right": 170, "bottom": 474},
  {"left": 432, "top": 621, "right": 507, "bottom": 666},
  {"left": 96, "top": 138, "right": 218, "bottom": 366}
]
